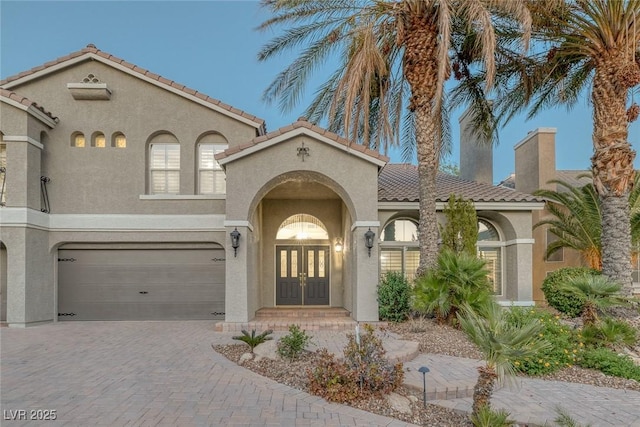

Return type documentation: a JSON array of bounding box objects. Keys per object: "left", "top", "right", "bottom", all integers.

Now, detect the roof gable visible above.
[
  {"left": 216, "top": 118, "right": 389, "bottom": 167},
  {"left": 1, "top": 44, "right": 265, "bottom": 132},
  {"left": 0, "top": 88, "right": 58, "bottom": 128}
]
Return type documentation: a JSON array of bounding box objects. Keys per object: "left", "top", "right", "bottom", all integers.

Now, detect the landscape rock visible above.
[{"left": 386, "top": 392, "right": 412, "bottom": 414}]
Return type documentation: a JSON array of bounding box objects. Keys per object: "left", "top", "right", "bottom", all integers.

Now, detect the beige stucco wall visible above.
[{"left": 6, "top": 60, "right": 259, "bottom": 215}]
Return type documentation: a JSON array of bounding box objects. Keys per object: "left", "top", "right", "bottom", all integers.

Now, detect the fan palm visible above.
[
  {"left": 559, "top": 274, "right": 627, "bottom": 325},
  {"left": 496, "top": 0, "right": 640, "bottom": 295},
  {"left": 257, "top": 0, "right": 537, "bottom": 273},
  {"left": 458, "top": 302, "right": 550, "bottom": 416}
]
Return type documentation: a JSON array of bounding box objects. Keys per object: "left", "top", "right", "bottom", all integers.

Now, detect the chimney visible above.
[
  {"left": 514, "top": 128, "right": 557, "bottom": 194},
  {"left": 459, "top": 107, "right": 493, "bottom": 184}
]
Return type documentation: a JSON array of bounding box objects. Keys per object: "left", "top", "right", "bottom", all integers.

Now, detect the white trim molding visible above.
[
  {"left": 351, "top": 221, "right": 380, "bottom": 231},
  {"left": 139, "top": 194, "right": 226, "bottom": 200},
  {"left": 504, "top": 238, "right": 535, "bottom": 246},
  {"left": 224, "top": 220, "right": 254, "bottom": 232},
  {"left": 1, "top": 135, "right": 45, "bottom": 150},
  {"left": 1, "top": 98, "right": 57, "bottom": 128}
]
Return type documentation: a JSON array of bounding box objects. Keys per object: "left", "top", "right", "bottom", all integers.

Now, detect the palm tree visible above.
[
  {"left": 535, "top": 175, "right": 640, "bottom": 270},
  {"left": 458, "top": 303, "right": 550, "bottom": 416},
  {"left": 559, "top": 274, "right": 627, "bottom": 325},
  {"left": 496, "top": 0, "right": 640, "bottom": 295},
  {"left": 257, "top": 0, "right": 536, "bottom": 273}
]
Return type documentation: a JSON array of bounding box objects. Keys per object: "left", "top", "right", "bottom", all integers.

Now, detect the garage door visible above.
[{"left": 58, "top": 247, "right": 225, "bottom": 321}]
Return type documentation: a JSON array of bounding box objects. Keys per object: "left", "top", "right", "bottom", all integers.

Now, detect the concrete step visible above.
[{"left": 254, "top": 307, "right": 351, "bottom": 319}]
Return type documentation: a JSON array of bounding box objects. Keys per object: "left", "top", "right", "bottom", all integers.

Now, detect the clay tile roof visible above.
[
  {"left": 498, "top": 170, "right": 592, "bottom": 192},
  {"left": 0, "top": 88, "right": 57, "bottom": 121},
  {"left": 0, "top": 44, "right": 264, "bottom": 131},
  {"left": 216, "top": 119, "right": 390, "bottom": 163},
  {"left": 378, "top": 164, "right": 542, "bottom": 203}
]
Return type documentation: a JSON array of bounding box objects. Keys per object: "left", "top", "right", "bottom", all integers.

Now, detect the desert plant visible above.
[
  {"left": 407, "top": 314, "right": 429, "bottom": 333},
  {"left": 581, "top": 318, "right": 637, "bottom": 350},
  {"left": 413, "top": 250, "right": 493, "bottom": 325},
  {"left": 506, "top": 308, "right": 582, "bottom": 376},
  {"left": 377, "top": 271, "right": 411, "bottom": 322},
  {"left": 277, "top": 324, "right": 312, "bottom": 361},
  {"left": 554, "top": 406, "right": 591, "bottom": 427},
  {"left": 232, "top": 329, "right": 273, "bottom": 353},
  {"left": 541, "top": 267, "right": 599, "bottom": 318},
  {"left": 458, "top": 302, "right": 551, "bottom": 416},
  {"left": 307, "top": 324, "right": 403, "bottom": 403},
  {"left": 342, "top": 324, "right": 404, "bottom": 396},
  {"left": 559, "top": 274, "right": 627, "bottom": 325},
  {"left": 578, "top": 347, "right": 640, "bottom": 381},
  {"left": 469, "top": 405, "right": 514, "bottom": 427}
]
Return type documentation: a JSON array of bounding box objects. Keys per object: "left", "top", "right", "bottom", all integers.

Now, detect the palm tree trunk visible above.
[
  {"left": 472, "top": 366, "right": 497, "bottom": 416},
  {"left": 591, "top": 58, "right": 636, "bottom": 296},
  {"left": 401, "top": 12, "right": 440, "bottom": 276}
]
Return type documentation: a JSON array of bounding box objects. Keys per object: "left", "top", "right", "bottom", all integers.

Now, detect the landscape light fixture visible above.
[
  {"left": 230, "top": 228, "right": 241, "bottom": 257},
  {"left": 364, "top": 228, "right": 375, "bottom": 257},
  {"left": 418, "top": 366, "right": 430, "bottom": 408}
]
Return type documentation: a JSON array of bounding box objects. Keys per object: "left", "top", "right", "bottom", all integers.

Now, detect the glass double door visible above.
[{"left": 276, "top": 245, "right": 329, "bottom": 305}]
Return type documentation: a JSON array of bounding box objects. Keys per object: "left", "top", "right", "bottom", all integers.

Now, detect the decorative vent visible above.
[
  {"left": 82, "top": 73, "right": 101, "bottom": 83},
  {"left": 67, "top": 74, "right": 111, "bottom": 100}
]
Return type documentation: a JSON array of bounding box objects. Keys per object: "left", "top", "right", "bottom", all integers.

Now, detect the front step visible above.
[
  {"left": 214, "top": 308, "right": 363, "bottom": 332},
  {"left": 254, "top": 307, "right": 351, "bottom": 319}
]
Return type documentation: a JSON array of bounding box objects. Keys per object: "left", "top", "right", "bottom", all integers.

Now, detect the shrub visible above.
[
  {"left": 377, "top": 271, "right": 411, "bottom": 322},
  {"left": 307, "top": 324, "right": 403, "bottom": 403},
  {"left": 542, "top": 267, "right": 599, "bottom": 317},
  {"left": 578, "top": 347, "right": 640, "bottom": 381},
  {"left": 277, "top": 324, "right": 312, "bottom": 360},
  {"left": 413, "top": 250, "right": 493, "bottom": 325},
  {"left": 580, "top": 318, "right": 637, "bottom": 349},
  {"left": 469, "top": 405, "right": 514, "bottom": 427},
  {"left": 232, "top": 329, "right": 273, "bottom": 353},
  {"left": 506, "top": 308, "right": 582, "bottom": 376}
]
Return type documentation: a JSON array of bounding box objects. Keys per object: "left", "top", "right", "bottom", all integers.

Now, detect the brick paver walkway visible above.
[{"left": 0, "top": 321, "right": 415, "bottom": 426}]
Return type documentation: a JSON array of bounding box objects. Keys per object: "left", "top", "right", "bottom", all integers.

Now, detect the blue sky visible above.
[{"left": 2, "top": 0, "right": 638, "bottom": 184}]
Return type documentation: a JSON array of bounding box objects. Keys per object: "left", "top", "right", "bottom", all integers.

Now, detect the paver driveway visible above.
[{"left": 0, "top": 321, "right": 415, "bottom": 426}]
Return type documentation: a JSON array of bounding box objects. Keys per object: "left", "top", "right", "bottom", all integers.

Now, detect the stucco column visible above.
[
  {"left": 502, "top": 239, "right": 535, "bottom": 305},
  {"left": 351, "top": 223, "right": 380, "bottom": 321},
  {"left": 3, "top": 227, "right": 54, "bottom": 327},
  {"left": 224, "top": 223, "right": 252, "bottom": 322}
]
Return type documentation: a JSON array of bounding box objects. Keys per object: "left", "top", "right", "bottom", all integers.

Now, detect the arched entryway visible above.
[{"left": 275, "top": 214, "right": 330, "bottom": 305}]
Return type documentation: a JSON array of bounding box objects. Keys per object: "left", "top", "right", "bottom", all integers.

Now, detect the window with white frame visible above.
[
  {"left": 149, "top": 143, "right": 180, "bottom": 194},
  {"left": 379, "top": 218, "right": 419, "bottom": 280},
  {"left": 198, "top": 143, "right": 226, "bottom": 194},
  {"left": 477, "top": 219, "right": 503, "bottom": 295}
]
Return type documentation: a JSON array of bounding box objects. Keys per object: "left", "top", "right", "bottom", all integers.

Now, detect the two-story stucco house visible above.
[{"left": 0, "top": 45, "right": 544, "bottom": 328}]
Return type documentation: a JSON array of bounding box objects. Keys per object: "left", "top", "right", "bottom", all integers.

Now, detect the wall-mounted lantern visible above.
[
  {"left": 364, "top": 228, "right": 375, "bottom": 257},
  {"left": 334, "top": 238, "right": 343, "bottom": 253},
  {"left": 230, "top": 228, "right": 241, "bottom": 257}
]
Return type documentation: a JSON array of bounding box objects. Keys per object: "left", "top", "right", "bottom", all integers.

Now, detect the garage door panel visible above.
[{"left": 58, "top": 248, "right": 226, "bottom": 321}]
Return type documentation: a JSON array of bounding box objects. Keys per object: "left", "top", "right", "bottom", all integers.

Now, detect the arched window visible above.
[
  {"left": 148, "top": 133, "right": 180, "bottom": 194},
  {"left": 71, "top": 132, "right": 85, "bottom": 147},
  {"left": 112, "top": 132, "right": 126, "bottom": 148},
  {"left": 197, "top": 133, "right": 227, "bottom": 195},
  {"left": 276, "top": 214, "right": 328, "bottom": 240},
  {"left": 92, "top": 132, "right": 106, "bottom": 148},
  {"left": 477, "top": 219, "right": 503, "bottom": 295},
  {"left": 379, "top": 218, "right": 419, "bottom": 280}
]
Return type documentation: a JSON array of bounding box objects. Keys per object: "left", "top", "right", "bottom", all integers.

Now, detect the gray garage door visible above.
[{"left": 58, "top": 247, "right": 225, "bottom": 321}]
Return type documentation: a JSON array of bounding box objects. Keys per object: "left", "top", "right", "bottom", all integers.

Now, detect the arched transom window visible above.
[
  {"left": 276, "top": 214, "right": 328, "bottom": 240},
  {"left": 477, "top": 219, "right": 503, "bottom": 296}
]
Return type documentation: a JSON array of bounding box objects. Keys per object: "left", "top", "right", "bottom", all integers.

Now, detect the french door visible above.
[{"left": 275, "top": 245, "right": 329, "bottom": 305}]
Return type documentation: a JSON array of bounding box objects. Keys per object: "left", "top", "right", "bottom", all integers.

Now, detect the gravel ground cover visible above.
[{"left": 213, "top": 315, "right": 640, "bottom": 426}]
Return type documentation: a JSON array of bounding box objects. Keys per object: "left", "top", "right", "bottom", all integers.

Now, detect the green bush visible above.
[
  {"left": 307, "top": 324, "right": 403, "bottom": 403},
  {"left": 377, "top": 271, "right": 411, "bottom": 322},
  {"left": 412, "top": 250, "right": 493, "bottom": 325},
  {"left": 470, "top": 405, "right": 514, "bottom": 427},
  {"left": 581, "top": 318, "right": 637, "bottom": 349},
  {"left": 232, "top": 329, "right": 273, "bottom": 353},
  {"left": 542, "top": 267, "right": 600, "bottom": 317},
  {"left": 277, "top": 324, "right": 312, "bottom": 360},
  {"left": 506, "top": 308, "right": 582, "bottom": 375},
  {"left": 578, "top": 347, "right": 640, "bottom": 381}
]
